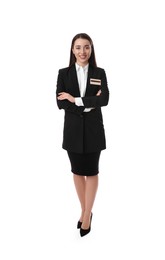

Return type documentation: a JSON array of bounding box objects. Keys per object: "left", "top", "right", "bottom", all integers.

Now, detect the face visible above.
[{"left": 72, "top": 38, "right": 92, "bottom": 66}]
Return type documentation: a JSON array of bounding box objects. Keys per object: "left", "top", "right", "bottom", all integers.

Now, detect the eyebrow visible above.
[{"left": 75, "top": 44, "right": 90, "bottom": 47}]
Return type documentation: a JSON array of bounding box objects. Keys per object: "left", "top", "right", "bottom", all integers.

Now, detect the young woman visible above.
[{"left": 56, "top": 33, "right": 109, "bottom": 237}]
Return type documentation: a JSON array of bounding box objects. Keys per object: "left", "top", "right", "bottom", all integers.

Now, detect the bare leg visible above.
[
  {"left": 73, "top": 174, "right": 86, "bottom": 222},
  {"left": 82, "top": 175, "right": 98, "bottom": 229}
]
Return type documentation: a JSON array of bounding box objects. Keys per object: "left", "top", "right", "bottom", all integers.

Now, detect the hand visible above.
[
  {"left": 57, "top": 92, "right": 75, "bottom": 103},
  {"left": 96, "top": 90, "right": 102, "bottom": 96}
]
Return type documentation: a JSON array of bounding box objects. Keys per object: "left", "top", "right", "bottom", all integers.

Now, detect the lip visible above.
[{"left": 79, "top": 56, "right": 87, "bottom": 59}]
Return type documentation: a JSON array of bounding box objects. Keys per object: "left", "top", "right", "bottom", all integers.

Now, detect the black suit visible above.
[{"left": 56, "top": 64, "right": 109, "bottom": 153}]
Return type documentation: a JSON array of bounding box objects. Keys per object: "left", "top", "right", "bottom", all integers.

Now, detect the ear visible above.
[{"left": 72, "top": 48, "right": 75, "bottom": 55}]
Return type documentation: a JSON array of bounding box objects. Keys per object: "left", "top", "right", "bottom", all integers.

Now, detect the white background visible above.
[{"left": 0, "top": 0, "right": 165, "bottom": 259}]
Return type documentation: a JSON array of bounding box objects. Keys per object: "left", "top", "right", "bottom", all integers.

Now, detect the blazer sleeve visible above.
[
  {"left": 56, "top": 69, "right": 85, "bottom": 115},
  {"left": 82, "top": 69, "right": 109, "bottom": 108}
]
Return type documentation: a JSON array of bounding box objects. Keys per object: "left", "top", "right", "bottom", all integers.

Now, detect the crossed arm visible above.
[
  {"left": 57, "top": 89, "right": 102, "bottom": 103},
  {"left": 56, "top": 69, "right": 109, "bottom": 115}
]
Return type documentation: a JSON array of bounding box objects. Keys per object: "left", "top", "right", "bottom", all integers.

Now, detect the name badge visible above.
[{"left": 90, "top": 78, "right": 101, "bottom": 86}]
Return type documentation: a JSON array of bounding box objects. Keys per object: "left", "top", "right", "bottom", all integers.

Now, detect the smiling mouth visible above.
[{"left": 79, "top": 56, "right": 86, "bottom": 59}]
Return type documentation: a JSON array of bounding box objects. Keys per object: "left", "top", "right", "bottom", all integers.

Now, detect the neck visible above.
[{"left": 76, "top": 61, "right": 88, "bottom": 67}]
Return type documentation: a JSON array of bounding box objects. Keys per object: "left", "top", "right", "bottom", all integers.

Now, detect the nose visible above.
[{"left": 80, "top": 47, "right": 85, "bottom": 54}]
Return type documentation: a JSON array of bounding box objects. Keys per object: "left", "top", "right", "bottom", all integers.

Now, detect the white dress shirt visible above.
[{"left": 75, "top": 63, "right": 93, "bottom": 112}]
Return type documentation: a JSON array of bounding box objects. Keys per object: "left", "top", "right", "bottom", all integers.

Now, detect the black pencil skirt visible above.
[{"left": 67, "top": 151, "right": 101, "bottom": 176}]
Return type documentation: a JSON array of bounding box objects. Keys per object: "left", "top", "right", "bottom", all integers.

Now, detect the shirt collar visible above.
[{"left": 75, "top": 63, "right": 89, "bottom": 72}]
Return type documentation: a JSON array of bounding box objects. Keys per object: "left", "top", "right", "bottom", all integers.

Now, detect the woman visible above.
[{"left": 56, "top": 33, "right": 109, "bottom": 237}]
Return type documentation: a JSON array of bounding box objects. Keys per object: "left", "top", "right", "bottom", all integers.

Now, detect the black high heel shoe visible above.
[
  {"left": 80, "top": 213, "right": 93, "bottom": 237},
  {"left": 77, "top": 221, "right": 82, "bottom": 229}
]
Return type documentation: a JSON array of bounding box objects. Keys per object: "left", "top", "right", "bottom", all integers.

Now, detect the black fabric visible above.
[
  {"left": 67, "top": 151, "right": 101, "bottom": 176},
  {"left": 56, "top": 64, "right": 109, "bottom": 153}
]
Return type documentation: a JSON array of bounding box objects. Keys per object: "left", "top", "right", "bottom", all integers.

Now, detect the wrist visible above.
[{"left": 71, "top": 97, "right": 75, "bottom": 103}]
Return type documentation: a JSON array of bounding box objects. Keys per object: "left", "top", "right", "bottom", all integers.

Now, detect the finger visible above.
[
  {"left": 57, "top": 94, "right": 64, "bottom": 99},
  {"left": 57, "top": 94, "right": 66, "bottom": 100},
  {"left": 97, "top": 90, "right": 102, "bottom": 96}
]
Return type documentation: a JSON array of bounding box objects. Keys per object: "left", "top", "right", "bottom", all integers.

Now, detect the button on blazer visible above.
[{"left": 56, "top": 64, "right": 109, "bottom": 154}]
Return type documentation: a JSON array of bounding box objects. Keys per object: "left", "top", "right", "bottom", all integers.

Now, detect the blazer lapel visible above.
[
  {"left": 69, "top": 64, "right": 97, "bottom": 97},
  {"left": 85, "top": 65, "right": 94, "bottom": 96},
  {"left": 70, "top": 65, "right": 81, "bottom": 97}
]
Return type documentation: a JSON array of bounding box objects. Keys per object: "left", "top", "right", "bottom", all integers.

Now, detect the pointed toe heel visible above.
[
  {"left": 80, "top": 226, "right": 91, "bottom": 237},
  {"left": 77, "top": 221, "right": 82, "bottom": 229},
  {"left": 80, "top": 213, "right": 93, "bottom": 237}
]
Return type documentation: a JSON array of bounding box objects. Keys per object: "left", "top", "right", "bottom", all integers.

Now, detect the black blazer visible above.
[{"left": 56, "top": 64, "right": 109, "bottom": 153}]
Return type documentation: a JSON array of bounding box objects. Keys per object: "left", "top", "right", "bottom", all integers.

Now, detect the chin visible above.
[{"left": 80, "top": 60, "right": 88, "bottom": 64}]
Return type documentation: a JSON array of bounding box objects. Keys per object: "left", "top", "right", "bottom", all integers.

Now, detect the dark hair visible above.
[{"left": 69, "top": 33, "right": 97, "bottom": 67}]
